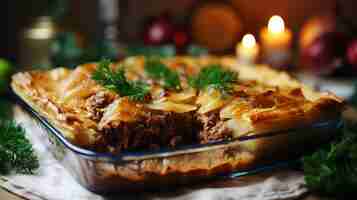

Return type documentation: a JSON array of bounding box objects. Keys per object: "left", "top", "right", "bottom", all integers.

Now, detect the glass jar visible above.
[{"left": 19, "top": 16, "right": 57, "bottom": 69}]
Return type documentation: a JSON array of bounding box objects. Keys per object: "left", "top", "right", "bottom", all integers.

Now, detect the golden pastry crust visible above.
[{"left": 11, "top": 56, "right": 344, "bottom": 152}]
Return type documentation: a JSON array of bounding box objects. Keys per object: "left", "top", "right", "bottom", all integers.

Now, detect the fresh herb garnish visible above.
[
  {"left": 188, "top": 64, "right": 238, "bottom": 94},
  {"left": 144, "top": 58, "right": 181, "bottom": 90},
  {"left": 0, "top": 120, "right": 39, "bottom": 174},
  {"left": 92, "top": 59, "right": 150, "bottom": 101},
  {"left": 303, "top": 123, "right": 357, "bottom": 197}
]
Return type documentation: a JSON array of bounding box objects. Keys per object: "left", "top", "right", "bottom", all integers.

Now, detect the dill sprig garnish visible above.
[
  {"left": 144, "top": 57, "right": 181, "bottom": 90},
  {"left": 0, "top": 120, "right": 39, "bottom": 174},
  {"left": 92, "top": 59, "right": 150, "bottom": 101},
  {"left": 188, "top": 64, "right": 238, "bottom": 94}
]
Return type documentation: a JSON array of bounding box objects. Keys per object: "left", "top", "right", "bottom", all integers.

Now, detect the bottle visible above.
[
  {"left": 19, "top": 16, "right": 57, "bottom": 69},
  {"left": 98, "top": 0, "right": 123, "bottom": 58}
]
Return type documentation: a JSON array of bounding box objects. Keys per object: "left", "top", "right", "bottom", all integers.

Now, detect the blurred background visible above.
[
  {"left": 1, "top": 0, "right": 338, "bottom": 61},
  {"left": 2, "top": 0, "right": 357, "bottom": 100}
]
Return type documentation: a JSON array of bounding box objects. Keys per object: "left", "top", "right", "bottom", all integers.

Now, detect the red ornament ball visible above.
[
  {"left": 173, "top": 28, "right": 189, "bottom": 49},
  {"left": 347, "top": 40, "right": 357, "bottom": 67},
  {"left": 301, "top": 32, "right": 348, "bottom": 75},
  {"left": 299, "top": 15, "right": 336, "bottom": 50},
  {"left": 143, "top": 15, "right": 174, "bottom": 45}
]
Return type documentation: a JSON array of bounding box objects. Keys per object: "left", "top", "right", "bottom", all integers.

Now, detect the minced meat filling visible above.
[
  {"left": 196, "top": 111, "right": 233, "bottom": 144},
  {"left": 83, "top": 88, "right": 236, "bottom": 153},
  {"left": 85, "top": 93, "right": 232, "bottom": 153},
  {"left": 101, "top": 111, "right": 200, "bottom": 153}
]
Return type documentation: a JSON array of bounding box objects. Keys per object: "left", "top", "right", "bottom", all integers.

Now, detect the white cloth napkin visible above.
[{"left": 0, "top": 106, "right": 308, "bottom": 200}]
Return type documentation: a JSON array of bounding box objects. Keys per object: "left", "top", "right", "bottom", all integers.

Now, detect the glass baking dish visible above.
[{"left": 13, "top": 92, "right": 342, "bottom": 193}]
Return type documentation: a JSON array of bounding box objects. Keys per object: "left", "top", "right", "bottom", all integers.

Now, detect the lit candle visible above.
[
  {"left": 260, "top": 15, "right": 292, "bottom": 67},
  {"left": 236, "top": 33, "right": 259, "bottom": 64}
]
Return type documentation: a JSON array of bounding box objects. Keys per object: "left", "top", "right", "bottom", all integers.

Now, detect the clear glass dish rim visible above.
[{"left": 14, "top": 92, "right": 343, "bottom": 163}]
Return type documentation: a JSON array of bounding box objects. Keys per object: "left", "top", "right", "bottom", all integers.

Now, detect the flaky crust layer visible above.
[{"left": 11, "top": 56, "right": 344, "bottom": 151}]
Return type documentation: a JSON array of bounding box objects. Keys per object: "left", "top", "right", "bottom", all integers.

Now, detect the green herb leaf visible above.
[
  {"left": 0, "top": 120, "right": 39, "bottom": 174},
  {"left": 188, "top": 64, "right": 238, "bottom": 94},
  {"left": 303, "top": 124, "right": 357, "bottom": 197},
  {"left": 92, "top": 59, "right": 150, "bottom": 101},
  {"left": 144, "top": 58, "right": 181, "bottom": 90}
]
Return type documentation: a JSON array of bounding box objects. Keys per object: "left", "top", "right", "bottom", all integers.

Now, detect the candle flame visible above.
[
  {"left": 268, "top": 15, "right": 285, "bottom": 33},
  {"left": 242, "top": 34, "right": 256, "bottom": 48}
]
